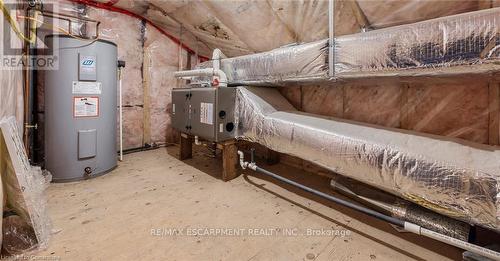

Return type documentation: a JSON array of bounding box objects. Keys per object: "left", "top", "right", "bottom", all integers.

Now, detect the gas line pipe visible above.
[{"left": 237, "top": 150, "right": 500, "bottom": 260}]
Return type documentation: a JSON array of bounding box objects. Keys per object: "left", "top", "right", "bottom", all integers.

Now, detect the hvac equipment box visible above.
[{"left": 172, "top": 87, "right": 236, "bottom": 142}]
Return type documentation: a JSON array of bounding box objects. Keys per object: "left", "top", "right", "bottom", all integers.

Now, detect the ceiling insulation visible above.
[{"left": 73, "top": 0, "right": 497, "bottom": 57}]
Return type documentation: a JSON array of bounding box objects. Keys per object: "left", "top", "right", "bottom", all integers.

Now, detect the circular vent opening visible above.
[
  {"left": 225, "top": 122, "right": 234, "bottom": 132},
  {"left": 219, "top": 110, "right": 226, "bottom": 119}
]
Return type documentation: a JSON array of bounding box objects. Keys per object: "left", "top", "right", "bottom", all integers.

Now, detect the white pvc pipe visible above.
[
  {"left": 404, "top": 223, "right": 500, "bottom": 260},
  {"left": 328, "top": 0, "right": 335, "bottom": 78},
  {"left": 238, "top": 151, "right": 500, "bottom": 260},
  {"left": 212, "top": 48, "right": 227, "bottom": 72},
  {"left": 212, "top": 49, "right": 226, "bottom": 85},
  {"left": 119, "top": 69, "right": 123, "bottom": 161},
  {"left": 237, "top": 151, "right": 247, "bottom": 169},
  {"left": 194, "top": 136, "right": 201, "bottom": 146},
  {"left": 174, "top": 68, "right": 228, "bottom": 87}
]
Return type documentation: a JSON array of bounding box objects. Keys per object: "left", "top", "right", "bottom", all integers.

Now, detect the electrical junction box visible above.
[{"left": 172, "top": 87, "right": 236, "bottom": 142}]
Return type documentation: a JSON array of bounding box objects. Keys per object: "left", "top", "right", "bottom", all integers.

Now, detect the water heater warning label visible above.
[
  {"left": 74, "top": 97, "right": 99, "bottom": 118},
  {"left": 200, "top": 102, "right": 213, "bottom": 125},
  {"left": 72, "top": 81, "right": 102, "bottom": 94}
]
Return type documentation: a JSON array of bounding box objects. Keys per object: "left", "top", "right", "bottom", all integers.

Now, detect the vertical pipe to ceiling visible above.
[
  {"left": 328, "top": 0, "right": 335, "bottom": 78},
  {"left": 178, "top": 25, "right": 183, "bottom": 70},
  {"left": 195, "top": 37, "right": 199, "bottom": 67},
  {"left": 119, "top": 68, "right": 123, "bottom": 161},
  {"left": 141, "top": 20, "right": 151, "bottom": 147},
  {"left": 24, "top": 6, "right": 38, "bottom": 162}
]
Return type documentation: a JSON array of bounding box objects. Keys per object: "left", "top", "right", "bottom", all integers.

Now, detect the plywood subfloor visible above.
[{"left": 39, "top": 147, "right": 463, "bottom": 260}]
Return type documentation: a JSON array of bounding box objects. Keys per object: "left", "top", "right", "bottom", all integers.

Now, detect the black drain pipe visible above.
[{"left": 237, "top": 150, "right": 500, "bottom": 260}]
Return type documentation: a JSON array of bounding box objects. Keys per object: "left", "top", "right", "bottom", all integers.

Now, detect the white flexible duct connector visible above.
[{"left": 174, "top": 68, "right": 228, "bottom": 87}]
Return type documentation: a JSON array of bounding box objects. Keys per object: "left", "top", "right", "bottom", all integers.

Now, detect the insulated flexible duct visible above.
[
  {"left": 233, "top": 86, "right": 500, "bottom": 232},
  {"left": 329, "top": 176, "right": 471, "bottom": 241},
  {"left": 195, "top": 8, "right": 500, "bottom": 86},
  {"left": 237, "top": 150, "right": 500, "bottom": 260}
]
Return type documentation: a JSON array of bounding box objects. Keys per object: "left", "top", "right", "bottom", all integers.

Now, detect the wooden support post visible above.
[
  {"left": 219, "top": 140, "right": 239, "bottom": 181},
  {"left": 179, "top": 133, "right": 193, "bottom": 160},
  {"left": 266, "top": 148, "right": 280, "bottom": 165},
  {"left": 488, "top": 82, "right": 500, "bottom": 145}
]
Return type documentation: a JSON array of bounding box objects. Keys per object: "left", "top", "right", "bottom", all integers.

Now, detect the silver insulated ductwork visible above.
[
  {"left": 195, "top": 8, "right": 500, "bottom": 86},
  {"left": 173, "top": 7, "right": 500, "bottom": 233},
  {"left": 234, "top": 86, "right": 500, "bottom": 232}
]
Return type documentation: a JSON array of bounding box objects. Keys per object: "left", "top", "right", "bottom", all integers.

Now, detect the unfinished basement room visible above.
[{"left": 1, "top": 0, "right": 500, "bottom": 260}]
